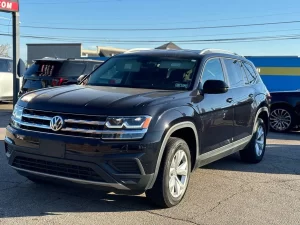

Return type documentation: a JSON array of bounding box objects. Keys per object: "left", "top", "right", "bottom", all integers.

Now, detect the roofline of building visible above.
[{"left": 27, "top": 43, "right": 82, "bottom": 46}]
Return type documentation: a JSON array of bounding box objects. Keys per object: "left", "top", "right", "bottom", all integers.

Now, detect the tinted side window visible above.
[
  {"left": 201, "top": 58, "right": 225, "bottom": 84},
  {"left": 223, "top": 59, "right": 244, "bottom": 88},
  {"left": 91, "top": 63, "right": 102, "bottom": 71},
  {"left": 59, "top": 61, "right": 86, "bottom": 77},
  {"left": 243, "top": 62, "right": 258, "bottom": 85},
  {"left": 0, "top": 59, "right": 9, "bottom": 72}
]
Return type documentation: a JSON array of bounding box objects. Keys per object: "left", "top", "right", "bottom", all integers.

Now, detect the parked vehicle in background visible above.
[
  {"left": 0, "top": 57, "right": 22, "bottom": 102},
  {"left": 5, "top": 49, "right": 270, "bottom": 208},
  {"left": 270, "top": 90, "right": 300, "bottom": 132},
  {"left": 19, "top": 58, "right": 103, "bottom": 97}
]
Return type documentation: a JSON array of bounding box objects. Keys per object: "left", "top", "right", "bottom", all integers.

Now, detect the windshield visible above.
[
  {"left": 0, "top": 59, "right": 12, "bottom": 73},
  {"left": 87, "top": 56, "right": 199, "bottom": 90}
]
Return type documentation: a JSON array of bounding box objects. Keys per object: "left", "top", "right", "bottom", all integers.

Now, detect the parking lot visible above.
[{"left": 0, "top": 103, "right": 299, "bottom": 225}]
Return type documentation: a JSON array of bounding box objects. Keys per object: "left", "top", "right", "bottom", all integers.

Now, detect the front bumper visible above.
[{"left": 4, "top": 125, "right": 162, "bottom": 192}]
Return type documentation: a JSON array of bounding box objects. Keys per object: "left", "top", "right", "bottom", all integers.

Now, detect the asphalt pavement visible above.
[{"left": 0, "top": 104, "right": 299, "bottom": 225}]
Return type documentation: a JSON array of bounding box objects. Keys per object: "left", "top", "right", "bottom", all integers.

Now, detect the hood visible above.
[{"left": 18, "top": 85, "right": 182, "bottom": 115}]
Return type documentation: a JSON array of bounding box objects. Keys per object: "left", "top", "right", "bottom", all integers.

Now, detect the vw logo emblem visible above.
[{"left": 50, "top": 116, "right": 64, "bottom": 131}]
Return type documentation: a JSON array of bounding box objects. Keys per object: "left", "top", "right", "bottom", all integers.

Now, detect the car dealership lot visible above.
[{"left": 0, "top": 104, "right": 299, "bottom": 225}]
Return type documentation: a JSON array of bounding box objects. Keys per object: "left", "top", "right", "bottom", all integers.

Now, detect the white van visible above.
[
  {"left": 0, "top": 57, "right": 23, "bottom": 102},
  {"left": 0, "top": 57, "right": 13, "bottom": 102}
]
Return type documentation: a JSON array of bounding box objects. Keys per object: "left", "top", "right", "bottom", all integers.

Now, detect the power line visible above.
[
  {"left": 25, "top": 0, "right": 117, "bottom": 4},
  {"left": 15, "top": 11, "right": 300, "bottom": 26},
  {"left": 1, "top": 32, "right": 300, "bottom": 44},
  {"left": 1, "top": 20, "right": 300, "bottom": 32},
  {"left": 17, "top": 28, "right": 300, "bottom": 40}
]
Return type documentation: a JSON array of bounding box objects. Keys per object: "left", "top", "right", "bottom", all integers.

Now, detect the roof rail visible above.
[
  {"left": 199, "top": 48, "right": 243, "bottom": 57},
  {"left": 123, "top": 48, "right": 152, "bottom": 54}
]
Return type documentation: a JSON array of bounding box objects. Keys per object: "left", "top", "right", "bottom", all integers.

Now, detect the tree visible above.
[{"left": 0, "top": 44, "right": 10, "bottom": 57}]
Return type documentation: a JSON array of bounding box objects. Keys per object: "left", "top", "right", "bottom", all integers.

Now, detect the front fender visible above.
[{"left": 146, "top": 106, "right": 200, "bottom": 189}]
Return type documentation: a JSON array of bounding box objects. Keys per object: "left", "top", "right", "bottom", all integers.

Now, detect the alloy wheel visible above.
[
  {"left": 169, "top": 150, "right": 189, "bottom": 198},
  {"left": 255, "top": 126, "right": 265, "bottom": 156},
  {"left": 270, "top": 109, "right": 292, "bottom": 131}
]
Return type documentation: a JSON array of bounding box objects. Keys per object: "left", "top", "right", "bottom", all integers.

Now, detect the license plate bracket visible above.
[{"left": 39, "top": 140, "right": 65, "bottom": 158}]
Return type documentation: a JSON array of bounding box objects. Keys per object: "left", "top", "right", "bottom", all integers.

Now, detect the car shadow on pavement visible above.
[
  {"left": 202, "top": 142, "right": 300, "bottom": 175},
  {"left": 268, "top": 131, "right": 300, "bottom": 142},
  {"left": 0, "top": 178, "right": 161, "bottom": 218}
]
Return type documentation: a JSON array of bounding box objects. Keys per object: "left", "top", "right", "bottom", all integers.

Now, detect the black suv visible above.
[
  {"left": 5, "top": 49, "right": 270, "bottom": 208},
  {"left": 270, "top": 90, "right": 300, "bottom": 132},
  {"left": 19, "top": 58, "right": 103, "bottom": 96}
]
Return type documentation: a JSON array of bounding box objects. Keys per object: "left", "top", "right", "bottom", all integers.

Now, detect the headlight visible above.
[
  {"left": 103, "top": 116, "right": 152, "bottom": 140},
  {"left": 105, "top": 116, "right": 152, "bottom": 129},
  {"left": 12, "top": 105, "right": 23, "bottom": 120}
]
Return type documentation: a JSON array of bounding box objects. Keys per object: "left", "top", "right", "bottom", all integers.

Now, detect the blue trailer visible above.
[{"left": 245, "top": 56, "right": 300, "bottom": 92}]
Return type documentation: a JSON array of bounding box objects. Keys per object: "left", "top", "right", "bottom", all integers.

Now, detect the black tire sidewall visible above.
[{"left": 162, "top": 139, "right": 191, "bottom": 207}]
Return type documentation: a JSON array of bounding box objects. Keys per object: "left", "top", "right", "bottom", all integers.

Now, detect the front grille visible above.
[
  {"left": 13, "top": 156, "right": 104, "bottom": 182},
  {"left": 15, "top": 108, "right": 107, "bottom": 138},
  {"left": 109, "top": 160, "right": 141, "bottom": 174}
]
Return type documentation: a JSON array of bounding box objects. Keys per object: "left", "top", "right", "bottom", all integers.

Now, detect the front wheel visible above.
[
  {"left": 240, "top": 118, "right": 266, "bottom": 164},
  {"left": 146, "top": 137, "right": 191, "bottom": 208}
]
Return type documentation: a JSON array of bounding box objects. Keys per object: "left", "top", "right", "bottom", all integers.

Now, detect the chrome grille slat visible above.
[
  {"left": 13, "top": 117, "right": 51, "bottom": 130},
  {"left": 61, "top": 127, "right": 103, "bottom": 134},
  {"left": 65, "top": 119, "right": 105, "bottom": 126},
  {"left": 22, "top": 114, "right": 52, "bottom": 121}
]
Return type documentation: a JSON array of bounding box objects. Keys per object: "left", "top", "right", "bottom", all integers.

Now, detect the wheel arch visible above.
[
  {"left": 254, "top": 106, "right": 269, "bottom": 134},
  {"left": 146, "top": 121, "right": 199, "bottom": 189},
  {"left": 271, "top": 102, "right": 295, "bottom": 110}
]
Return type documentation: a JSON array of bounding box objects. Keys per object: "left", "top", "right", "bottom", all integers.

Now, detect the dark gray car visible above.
[{"left": 19, "top": 58, "right": 103, "bottom": 97}]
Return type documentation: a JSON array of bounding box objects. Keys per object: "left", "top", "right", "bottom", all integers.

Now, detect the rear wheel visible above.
[
  {"left": 270, "top": 106, "right": 295, "bottom": 132},
  {"left": 146, "top": 137, "right": 191, "bottom": 208},
  {"left": 240, "top": 118, "right": 266, "bottom": 163}
]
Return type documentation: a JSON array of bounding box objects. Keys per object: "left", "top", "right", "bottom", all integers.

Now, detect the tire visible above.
[
  {"left": 270, "top": 105, "right": 295, "bottom": 133},
  {"left": 240, "top": 118, "right": 266, "bottom": 164},
  {"left": 146, "top": 137, "right": 191, "bottom": 208}
]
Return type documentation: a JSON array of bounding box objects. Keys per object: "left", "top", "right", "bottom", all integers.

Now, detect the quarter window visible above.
[
  {"left": 223, "top": 59, "right": 244, "bottom": 88},
  {"left": 243, "top": 62, "right": 258, "bottom": 85},
  {"left": 201, "top": 58, "right": 225, "bottom": 85}
]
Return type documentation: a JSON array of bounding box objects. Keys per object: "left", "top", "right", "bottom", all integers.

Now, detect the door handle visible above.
[{"left": 226, "top": 98, "right": 233, "bottom": 103}]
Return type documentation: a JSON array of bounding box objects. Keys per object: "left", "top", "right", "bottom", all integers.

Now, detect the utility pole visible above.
[{"left": 12, "top": 11, "right": 20, "bottom": 105}]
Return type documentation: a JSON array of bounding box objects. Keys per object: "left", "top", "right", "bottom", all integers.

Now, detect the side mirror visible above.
[
  {"left": 203, "top": 80, "right": 229, "bottom": 94},
  {"left": 77, "top": 74, "right": 88, "bottom": 84},
  {"left": 17, "top": 59, "right": 26, "bottom": 77}
]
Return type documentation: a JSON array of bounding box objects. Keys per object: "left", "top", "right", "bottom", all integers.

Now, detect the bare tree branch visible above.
[{"left": 0, "top": 44, "right": 10, "bottom": 57}]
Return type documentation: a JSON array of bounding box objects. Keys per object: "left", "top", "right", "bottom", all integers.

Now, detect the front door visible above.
[{"left": 197, "top": 58, "right": 234, "bottom": 154}]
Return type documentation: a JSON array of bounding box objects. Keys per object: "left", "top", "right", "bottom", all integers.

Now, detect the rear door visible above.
[
  {"left": 0, "top": 59, "right": 13, "bottom": 99},
  {"left": 222, "top": 58, "right": 255, "bottom": 142}
]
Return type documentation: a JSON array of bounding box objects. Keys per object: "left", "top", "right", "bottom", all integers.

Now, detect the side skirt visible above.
[{"left": 196, "top": 135, "right": 252, "bottom": 168}]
